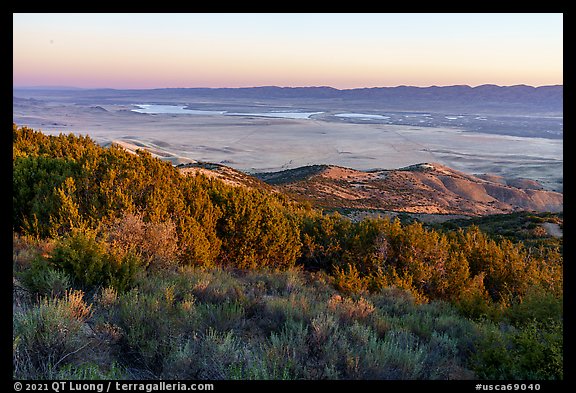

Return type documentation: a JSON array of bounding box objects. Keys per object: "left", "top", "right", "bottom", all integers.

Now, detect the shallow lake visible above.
[
  {"left": 132, "top": 104, "right": 322, "bottom": 119},
  {"left": 132, "top": 104, "right": 225, "bottom": 115}
]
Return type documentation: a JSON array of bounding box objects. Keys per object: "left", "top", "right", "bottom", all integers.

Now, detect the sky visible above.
[{"left": 13, "top": 13, "right": 563, "bottom": 89}]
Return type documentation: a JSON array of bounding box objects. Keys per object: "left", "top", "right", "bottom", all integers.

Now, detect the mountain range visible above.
[{"left": 13, "top": 84, "right": 563, "bottom": 115}]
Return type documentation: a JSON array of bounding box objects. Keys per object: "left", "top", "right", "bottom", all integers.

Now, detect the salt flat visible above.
[{"left": 12, "top": 90, "right": 563, "bottom": 192}]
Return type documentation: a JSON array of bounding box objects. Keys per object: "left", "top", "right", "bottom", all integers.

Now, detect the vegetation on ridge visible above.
[{"left": 13, "top": 125, "right": 563, "bottom": 380}]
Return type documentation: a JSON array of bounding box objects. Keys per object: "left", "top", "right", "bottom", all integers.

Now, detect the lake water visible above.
[
  {"left": 335, "top": 113, "right": 391, "bottom": 120},
  {"left": 132, "top": 104, "right": 322, "bottom": 119},
  {"left": 133, "top": 104, "right": 225, "bottom": 115},
  {"left": 226, "top": 111, "right": 324, "bottom": 119}
]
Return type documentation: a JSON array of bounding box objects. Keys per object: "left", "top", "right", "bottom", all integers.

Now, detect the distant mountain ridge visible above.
[
  {"left": 167, "top": 84, "right": 562, "bottom": 113},
  {"left": 14, "top": 84, "right": 564, "bottom": 113}
]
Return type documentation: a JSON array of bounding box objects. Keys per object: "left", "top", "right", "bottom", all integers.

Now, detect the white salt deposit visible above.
[{"left": 335, "top": 113, "right": 391, "bottom": 120}]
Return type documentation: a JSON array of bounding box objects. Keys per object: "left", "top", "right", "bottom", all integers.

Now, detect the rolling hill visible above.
[
  {"left": 107, "top": 132, "right": 563, "bottom": 218},
  {"left": 254, "top": 162, "right": 563, "bottom": 216}
]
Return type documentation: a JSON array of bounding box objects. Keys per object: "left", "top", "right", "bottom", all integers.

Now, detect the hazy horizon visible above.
[
  {"left": 12, "top": 83, "right": 564, "bottom": 90},
  {"left": 13, "top": 13, "right": 562, "bottom": 89}
]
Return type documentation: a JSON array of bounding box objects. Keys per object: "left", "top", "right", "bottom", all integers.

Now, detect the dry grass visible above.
[{"left": 275, "top": 164, "right": 562, "bottom": 215}]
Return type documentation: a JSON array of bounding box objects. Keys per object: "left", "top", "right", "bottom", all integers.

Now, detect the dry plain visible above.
[{"left": 13, "top": 89, "right": 563, "bottom": 193}]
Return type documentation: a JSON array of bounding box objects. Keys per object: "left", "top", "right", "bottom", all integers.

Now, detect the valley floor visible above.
[{"left": 13, "top": 93, "right": 563, "bottom": 192}]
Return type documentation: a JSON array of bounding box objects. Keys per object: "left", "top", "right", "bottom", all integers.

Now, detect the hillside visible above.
[
  {"left": 177, "top": 162, "right": 275, "bottom": 191},
  {"left": 102, "top": 134, "right": 563, "bottom": 218},
  {"left": 255, "top": 163, "right": 563, "bottom": 216},
  {"left": 103, "top": 134, "right": 563, "bottom": 218},
  {"left": 12, "top": 125, "right": 563, "bottom": 381}
]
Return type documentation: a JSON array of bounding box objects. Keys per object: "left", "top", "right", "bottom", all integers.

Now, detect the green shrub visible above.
[
  {"left": 266, "top": 319, "right": 310, "bottom": 378},
  {"left": 299, "top": 212, "right": 352, "bottom": 271},
  {"left": 332, "top": 263, "right": 369, "bottom": 294},
  {"left": 13, "top": 155, "right": 81, "bottom": 238},
  {"left": 19, "top": 257, "right": 71, "bottom": 298},
  {"left": 227, "top": 357, "right": 292, "bottom": 380},
  {"left": 52, "top": 362, "right": 126, "bottom": 380},
  {"left": 213, "top": 186, "right": 302, "bottom": 269},
  {"left": 470, "top": 319, "right": 563, "bottom": 380},
  {"left": 504, "top": 287, "right": 563, "bottom": 327},
  {"left": 163, "top": 328, "right": 247, "bottom": 380},
  {"left": 510, "top": 319, "right": 563, "bottom": 379},
  {"left": 263, "top": 294, "right": 313, "bottom": 330},
  {"left": 455, "top": 273, "right": 502, "bottom": 321},
  {"left": 13, "top": 289, "right": 93, "bottom": 379},
  {"left": 352, "top": 329, "right": 426, "bottom": 379},
  {"left": 50, "top": 231, "right": 144, "bottom": 291},
  {"left": 165, "top": 267, "right": 248, "bottom": 306},
  {"left": 197, "top": 301, "right": 245, "bottom": 332},
  {"left": 107, "top": 276, "right": 202, "bottom": 376},
  {"left": 243, "top": 268, "right": 305, "bottom": 297},
  {"left": 113, "top": 288, "right": 176, "bottom": 374}
]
